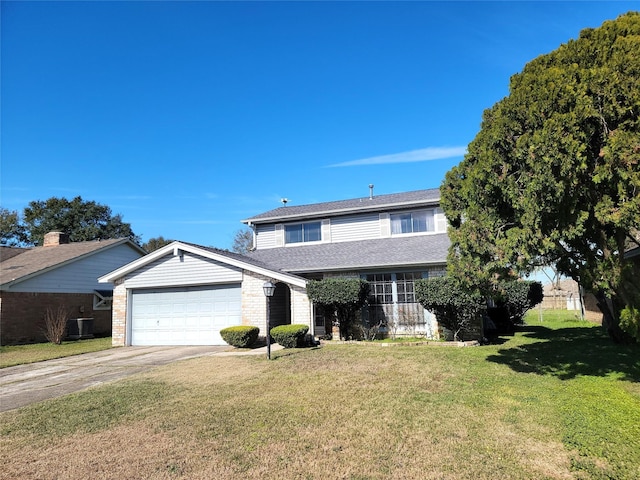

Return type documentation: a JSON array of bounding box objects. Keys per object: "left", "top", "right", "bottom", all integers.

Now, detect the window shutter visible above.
[
  {"left": 379, "top": 213, "right": 390, "bottom": 237},
  {"left": 275, "top": 224, "right": 284, "bottom": 247},
  {"left": 321, "top": 219, "right": 331, "bottom": 243},
  {"left": 435, "top": 208, "right": 447, "bottom": 232}
]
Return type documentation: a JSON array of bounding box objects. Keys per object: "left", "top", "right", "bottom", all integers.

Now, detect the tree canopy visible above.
[
  {"left": 0, "top": 208, "right": 26, "bottom": 246},
  {"left": 441, "top": 13, "right": 640, "bottom": 342},
  {"left": 142, "top": 236, "right": 173, "bottom": 253},
  {"left": 19, "top": 196, "right": 139, "bottom": 246},
  {"left": 231, "top": 228, "right": 253, "bottom": 254}
]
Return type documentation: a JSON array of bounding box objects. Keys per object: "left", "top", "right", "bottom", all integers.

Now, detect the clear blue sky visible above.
[{"left": 2, "top": 1, "right": 636, "bottom": 249}]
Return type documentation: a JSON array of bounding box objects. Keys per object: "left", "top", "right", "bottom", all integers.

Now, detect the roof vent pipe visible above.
[{"left": 369, "top": 184, "right": 374, "bottom": 200}]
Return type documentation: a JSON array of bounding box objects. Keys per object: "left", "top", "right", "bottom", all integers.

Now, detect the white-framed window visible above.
[
  {"left": 396, "top": 272, "right": 422, "bottom": 303},
  {"left": 285, "top": 221, "right": 321, "bottom": 244},
  {"left": 366, "top": 273, "right": 393, "bottom": 304},
  {"left": 93, "top": 290, "right": 113, "bottom": 310},
  {"left": 390, "top": 210, "right": 434, "bottom": 234}
]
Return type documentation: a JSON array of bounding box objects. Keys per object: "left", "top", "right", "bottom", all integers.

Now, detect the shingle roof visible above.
[
  {"left": 0, "top": 238, "right": 143, "bottom": 288},
  {"left": 243, "top": 188, "right": 441, "bottom": 224},
  {"left": 245, "top": 233, "right": 450, "bottom": 273},
  {"left": 179, "top": 241, "right": 295, "bottom": 273},
  {"left": 0, "top": 246, "right": 29, "bottom": 262}
]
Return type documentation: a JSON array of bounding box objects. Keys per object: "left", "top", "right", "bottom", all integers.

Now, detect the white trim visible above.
[{"left": 99, "top": 241, "right": 307, "bottom": 288}]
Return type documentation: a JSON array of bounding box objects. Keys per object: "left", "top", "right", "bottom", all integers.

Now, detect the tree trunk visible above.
[{"left": 595, "top": 291, "right": 634, "bottom": 344}]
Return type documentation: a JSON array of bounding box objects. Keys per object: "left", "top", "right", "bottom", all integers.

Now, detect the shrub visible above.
[
  {"left": 220, "top": 326, "right": 259, "bottom": 348},
  {"left": 270, "top": 324, "right": 309, "bottom": 348},
  {"left": 43, "top": 305, "right": 69, "bottom": 345},
  {"left": 307, "top": 278, "right": 369, "bottom": 340},
  {"left": 415, "top": 277, "right": 485, "bottom": 341},
  {"left": 493, "top": 280, "right": 544, "bottom": 325}
]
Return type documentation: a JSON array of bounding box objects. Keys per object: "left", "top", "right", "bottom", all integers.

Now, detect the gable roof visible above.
[
  {"left": 243, "top": 188, "right": 441, "bottom": 224},
  {"left": 0, "top": 238, "right": 146, "bottom": 289},
  {"left": 99, "top": 241, "right": 308, "bottom": 288},
  {"left": 0, "top": 246, "right": 30, "bottom": 262},
  {"left": 245, "top": 233, "right": 450, "bottom": 274}
]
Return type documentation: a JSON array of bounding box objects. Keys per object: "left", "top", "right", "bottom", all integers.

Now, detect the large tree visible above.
[
  {"left": 0, "top": 208, "right": 27, "bottom": 246},
  {"left": 22, "top": 196, "right": 139, "bottom": 246},
  {"left": 231, "top": 228, "right": 253, "bottom": 254},
  {"left": 142, "top": 236, "right": 173, "bottom": 252},
  {"left": 442, "top": 13, "right": 640, "bottom": 343}
]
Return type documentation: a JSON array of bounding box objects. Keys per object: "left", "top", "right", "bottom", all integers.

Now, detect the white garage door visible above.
[{"left": 131, "top": 285, "right": 242, "bottom": 345}]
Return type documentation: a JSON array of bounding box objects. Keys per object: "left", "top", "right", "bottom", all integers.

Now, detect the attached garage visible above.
[
  {"left": 99, "top": 242, "right": 310, "bottom": 347},
  {"left": 131, "top": 285, "right": 241, "bottom": 345}
]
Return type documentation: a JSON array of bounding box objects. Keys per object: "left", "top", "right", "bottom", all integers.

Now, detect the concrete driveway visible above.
[{"left": 0, "top": 346, "right": 230, "bottom": 413}]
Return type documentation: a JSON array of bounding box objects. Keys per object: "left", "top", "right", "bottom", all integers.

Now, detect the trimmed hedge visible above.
[
  {"left": 270, "top": 324, "right": 309, "bottom": 348},
  {"left": 220, "top": 326, "right": 260, "bottom": 348}
]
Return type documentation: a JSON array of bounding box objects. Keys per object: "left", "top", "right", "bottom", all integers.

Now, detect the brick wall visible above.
[
  {"left": 0, "top": 291, "right": 112, "bottom": 345},
  {"left": 240, "top": 271, "right": 311, "bottom": 337},
  {"left": 111, "top": 279, "right": 127, "bottom": 346}
]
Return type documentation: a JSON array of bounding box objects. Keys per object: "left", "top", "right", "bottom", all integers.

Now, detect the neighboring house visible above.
[
  {"left": 101, "top": 188, "right": 460, "bottom": 347},
  {"left": 0, "top": 232, "right": 146, "bottom": 344},
  {"left": 540, "top": 278, "right": 602, "bottom": 323}
]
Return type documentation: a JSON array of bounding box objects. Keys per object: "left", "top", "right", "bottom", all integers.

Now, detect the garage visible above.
[
  {"left": 100, "top": 241, "right": 309, "bottom": 347},
  {"left": 131, "top": 284, "right": 241, "bottom": 345}
]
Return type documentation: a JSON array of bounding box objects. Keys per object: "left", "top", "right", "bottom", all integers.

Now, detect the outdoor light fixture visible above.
[
  {"left": 263, "top": 281, "right": 276, "bottom": 359},
  {"left": 262, "top": 281, "right": 276, "bottom": 298}
]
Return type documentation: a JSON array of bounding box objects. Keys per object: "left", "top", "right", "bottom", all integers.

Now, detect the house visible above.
[
  {"left": 0, "top": 232, "right": 146, "bottom": 344},
  {"left": 243, "top": 187, "right": 450, "bottom": 338},
  {"left": 540, "top": 278, "right": 602, "bottom": 323},
  {"left": 101, "top": 188, "right": 459, "bottom": 347}
]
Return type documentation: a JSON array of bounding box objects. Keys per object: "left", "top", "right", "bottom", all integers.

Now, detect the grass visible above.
[
  {"left": 1, "top": 312, "right": 639, "bottom": 479},
  {"left": 0, "top": 337, "right": 113, "bottom": 368}
]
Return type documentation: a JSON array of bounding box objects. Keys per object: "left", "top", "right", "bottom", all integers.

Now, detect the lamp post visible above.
[{"left": 262, "top": 281, "right": 276, "bottom": 360}]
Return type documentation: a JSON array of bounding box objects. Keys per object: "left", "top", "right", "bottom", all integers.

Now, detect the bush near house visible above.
[
  {"left": 487, "top": 280, "right": 544, "bottom": 335},
  {"left": 307, "top": 278, "right": 369, "bottom": 340},
  {"left": 220, "top": 326, "right": 260, "bottom": 348},
  {"left": 415, "top": 277, "right": 485, "bottom": 341},
  {"left": 270, "top": 324, "right": 309, "bottom": 348}
]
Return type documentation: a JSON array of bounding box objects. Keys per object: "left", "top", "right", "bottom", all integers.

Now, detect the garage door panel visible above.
[{"left": 131, "top": 285, "right": 241, "bottom": 345}]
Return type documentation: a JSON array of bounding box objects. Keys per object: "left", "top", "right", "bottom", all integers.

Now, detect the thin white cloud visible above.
[{"left": 328, "top": 146, "right": 467, "bottom": 167}]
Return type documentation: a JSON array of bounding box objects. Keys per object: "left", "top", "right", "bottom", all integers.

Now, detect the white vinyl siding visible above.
[
  {"left": 8, "top": 244, "right": 143, "bottom": 293},
  {"left": 331, "top": 213, "right": 380, "bottom": 243},
  {"left": 130, "top": 285, "right": 241, "bottom": 345},
  {"left": 124, "top": 252, "right": 242, "bottom": 288},
  {"left": 255, "top": 224, "right": 277, "bottom": 249},
  {"left": 252, "top": 204, "right": 446, "bottom": 250}
]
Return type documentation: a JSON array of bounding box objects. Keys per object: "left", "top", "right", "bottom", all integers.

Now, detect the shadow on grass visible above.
[{"left": 486, "top": 325, "right": 640, "bottom": 381}]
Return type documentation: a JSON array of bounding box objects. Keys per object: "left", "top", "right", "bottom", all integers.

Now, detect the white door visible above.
[{"left": 130, "top": 285, "right": 241, "bottom": 345}]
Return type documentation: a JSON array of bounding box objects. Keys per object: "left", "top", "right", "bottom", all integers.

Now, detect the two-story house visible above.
[
  {"left": 243, "top": 187, "right": 449, "bottom": 337},
  {"left": 101, "top": 188, "right": 452, "bottom": 346}
]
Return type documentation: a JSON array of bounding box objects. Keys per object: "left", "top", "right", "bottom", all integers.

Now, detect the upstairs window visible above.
[
  {"left": 390, "top": 210, "right": 434, "bottom": 234},
  {"left": 285, "top": 221, "right": 321, "bottom": 244}
]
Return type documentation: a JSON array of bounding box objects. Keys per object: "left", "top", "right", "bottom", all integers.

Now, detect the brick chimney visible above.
[{"left": 43, "top": 231, "right": 70, "bottom": 247}]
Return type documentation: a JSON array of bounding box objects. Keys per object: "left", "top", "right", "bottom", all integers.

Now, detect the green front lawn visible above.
[
  {"left": 1, "top": 314, "right": 638, "bottom": 479},
  {"left": 0, "top": 337, "right": 113, "bottom": 368}
]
